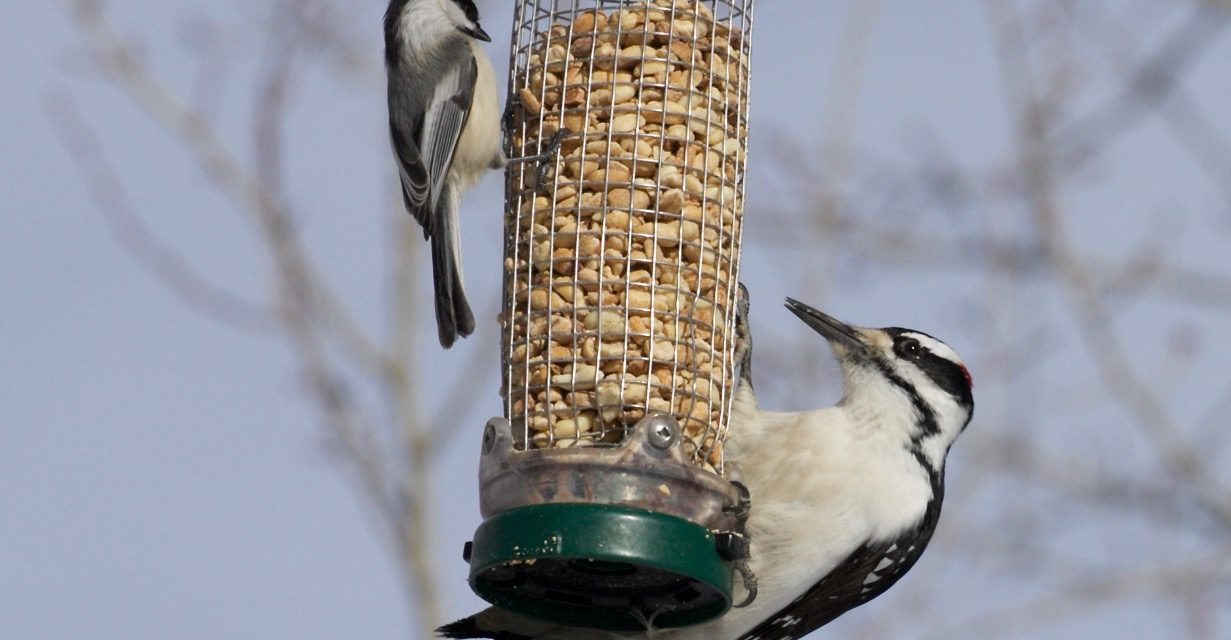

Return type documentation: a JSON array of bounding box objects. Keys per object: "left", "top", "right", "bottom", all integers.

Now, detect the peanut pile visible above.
[{"left": 503, "top": 0, "right": 749, "bottom": 472}]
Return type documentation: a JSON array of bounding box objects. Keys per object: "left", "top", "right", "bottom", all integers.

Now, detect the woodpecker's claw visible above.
[
  {"left": 735, "top": 282, "right": 753, "bottom": 388},
  {"left": 732, "top": 559, "right": 759, "bottom": 607},
  {"left": 720, "top": 476, "right": 756, "bottom": 607},
  {"left": 724, "top": 478, "right": 752, "bottom": 528}
]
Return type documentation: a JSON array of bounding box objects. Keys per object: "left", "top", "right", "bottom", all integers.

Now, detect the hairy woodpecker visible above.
[{"left": 438, "top": 292, "right": 974, "bottom": 639}]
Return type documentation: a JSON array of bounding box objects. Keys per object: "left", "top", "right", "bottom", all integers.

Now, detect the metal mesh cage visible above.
[{"left": 502, "top": 0, "right": 753, "bottom": 474}]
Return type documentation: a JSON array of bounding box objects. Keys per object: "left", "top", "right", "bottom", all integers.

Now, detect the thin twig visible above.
[
  {"left": 384, "top": 198, "right": 443, "bottom": 633},
  {"left": 1053, "top": 4, "right": 1231, "bottom": 165},
  {"left": 990, "top": 0, "right": 1231, "bottom": 531},
  {"left": 922, "top": 546, "right": 1231, "bottom": 640},
  {"left": 64, "top": 2, "right": 446, "bottom": 634},
  {"left": 44, "top": 90, "right": 277, "bottom": 335},
  {"left": 67, "top": 0, "right": 391, "bottom": 379}
]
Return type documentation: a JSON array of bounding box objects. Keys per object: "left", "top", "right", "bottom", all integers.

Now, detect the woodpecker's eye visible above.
[{"left": 898, "top": 338, "right": 923, "bottom": 359}]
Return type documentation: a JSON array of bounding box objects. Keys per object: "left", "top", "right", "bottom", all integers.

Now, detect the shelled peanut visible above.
[{"left": 503, "top": 0, "right": 750, "bottom": 472}]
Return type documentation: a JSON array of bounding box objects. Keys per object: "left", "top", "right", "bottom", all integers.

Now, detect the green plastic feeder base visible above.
[{"left": 468, "top": 503, "right": 732, "bottom": 630}]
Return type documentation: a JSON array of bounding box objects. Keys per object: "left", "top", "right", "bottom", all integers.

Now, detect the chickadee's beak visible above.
[
  {"left": 784, "top": 298, "right": 871, "bottom": 359},
  {"left": 463, "top": 24, "right": 492, "bottom": 42}
]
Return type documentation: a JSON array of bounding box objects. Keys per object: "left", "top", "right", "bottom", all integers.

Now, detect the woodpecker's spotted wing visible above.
[{"left": 735, "top": 492, "right": 943, "bottom": 640}]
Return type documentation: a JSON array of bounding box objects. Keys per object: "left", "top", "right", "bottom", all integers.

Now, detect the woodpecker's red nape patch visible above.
[{"left": 958, "top": 364, "right": 972, "bottom": 389}]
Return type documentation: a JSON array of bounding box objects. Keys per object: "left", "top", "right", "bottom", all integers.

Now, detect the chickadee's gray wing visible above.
[
  {"left": 389, "top": 124, "right": 430, "bottom": 228},
  {"left": 387, "top": 51, "right": 478, "bottom": 234},
  {"left": 388, "top": 47, "right": 479, "bottom": 347},
  {"left": 420, "top": 54, "right": 478, "bottom": 201}
]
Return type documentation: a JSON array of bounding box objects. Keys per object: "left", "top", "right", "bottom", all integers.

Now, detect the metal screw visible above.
[{"left": 646, "top": 413, "right": 677, "bottom": 449}]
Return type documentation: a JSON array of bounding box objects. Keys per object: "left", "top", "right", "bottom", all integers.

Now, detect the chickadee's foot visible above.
[
  {"left": 500, "top": 99, "right": 520, "bottom": 158},
  {"left": 506, "top": 128, "right": 569, "bottom": 189},
  {"left": 534, "top": 128, "right": 567, "bottom": 186},
  {"left": 735, "top": 282, "right": 753, "bottom": 387}
]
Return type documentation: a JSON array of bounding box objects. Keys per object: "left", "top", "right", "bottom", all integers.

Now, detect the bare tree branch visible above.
[
  {"left": 1080, "top": 1, "right": 1231, "bottom": 213},
  {"left": 1053, "top": 3, "right": 1231, "bottom": 165},
  {"left": 66, "top": 0, "right": 391, "bottom": 379},
  {"left": 922, "top": 546, "right": 1231, "bottom": 640},
  {"left": 387, "top": 200, "right": 442, "bottom": 631},
  {"left": 44, "top": 90, "right": 277, "bottom": 335},
  {"left": 989, "top": 0, "right": 1231, "bottom": 531},
  {"left": 62, "top": 1, "right": 448, "bottom": 635},
  {"left": 755, "top": 200, "right": 1231, "bottom": 314}
]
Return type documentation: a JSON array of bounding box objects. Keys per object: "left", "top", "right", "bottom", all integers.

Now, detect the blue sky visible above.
[{"left": 4, "top": 1, "right": 1230, "bottom": 638}]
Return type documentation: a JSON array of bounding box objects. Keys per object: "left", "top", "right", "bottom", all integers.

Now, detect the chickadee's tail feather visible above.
[
  {"left": 430, "top": 186, "right": 475, "bottom": 349},
  {"left": 430, "top": 236, "right": 472, "bottom": 349}
]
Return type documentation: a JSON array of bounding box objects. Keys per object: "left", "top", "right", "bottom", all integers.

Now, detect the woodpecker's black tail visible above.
[
  {"left": 436, "top": 616, "right": 483, "bottom": 638},
  {"left": 436, "top": 615, "right": 532, "bottom": 639}
]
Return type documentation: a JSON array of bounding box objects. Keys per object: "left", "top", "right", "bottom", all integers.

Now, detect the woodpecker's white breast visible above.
[{"left": 688, "top": 391, "right": 934, "bottom": 640}]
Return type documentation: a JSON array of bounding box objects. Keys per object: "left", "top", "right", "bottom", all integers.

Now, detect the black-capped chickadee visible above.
[{"left": 384, "top": 0, "right": 503, "bottom": 348}]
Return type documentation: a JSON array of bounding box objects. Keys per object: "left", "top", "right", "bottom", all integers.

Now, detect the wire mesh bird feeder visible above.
[{"left": 464, "top": 0, "right": 754, "bottom": 630}]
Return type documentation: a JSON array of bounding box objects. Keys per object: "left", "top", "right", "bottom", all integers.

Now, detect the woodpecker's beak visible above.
[
  {"left": 463, "top": 23, "right": 492, "bottom": 42},
  {"left": 784, "top": 298, "right": 871, "bottom": 358}
]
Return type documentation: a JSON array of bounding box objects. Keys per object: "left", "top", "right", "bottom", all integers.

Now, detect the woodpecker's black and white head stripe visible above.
[
  {"left": 785, "top": 299, "right": 972, "bottom": 471},
  {"left": 883, "top": 328, "right": 973, "bottom": 407}
]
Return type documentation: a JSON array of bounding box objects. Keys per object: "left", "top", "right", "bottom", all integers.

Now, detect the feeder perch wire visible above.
[{"left": 502, "top": 0, "right": 754, "bottom": 475}]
